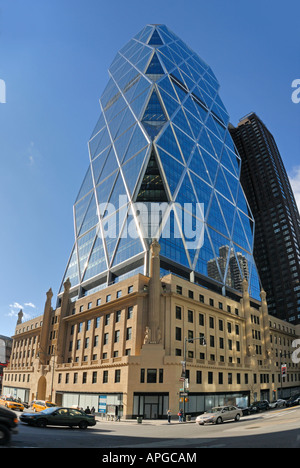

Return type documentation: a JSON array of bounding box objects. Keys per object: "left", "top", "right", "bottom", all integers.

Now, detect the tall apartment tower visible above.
[{"left": 230, "top": 113, "right": 300, "bottom": 323}]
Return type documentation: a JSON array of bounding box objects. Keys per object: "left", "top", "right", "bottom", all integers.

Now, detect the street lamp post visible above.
[{"left": 182, "top": 336, "right": 206, "bottom": 421}]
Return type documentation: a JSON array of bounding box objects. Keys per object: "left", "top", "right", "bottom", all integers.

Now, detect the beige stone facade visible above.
[{"left": 3, "top": 242, "right": 300, "bottom": 418}]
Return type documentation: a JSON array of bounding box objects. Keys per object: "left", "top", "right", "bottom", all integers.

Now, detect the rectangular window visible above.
[
  {"left": 115, "top": 369, "right": 121, "bottom": 383},
  {"left": 176, "top": 306, "right": 182, "bottom": 320},
  {"left": 116, "top": 310, "right": 121, "bottom": 322},
  {"left": 188, "top": 310, "right": 193, "bottom": 323},
  {"left": 126, "top": 327, "right": 132, "bottom": 341},
  {"left": 103, "top": 370, "right": 108, "bottom": 383},
  {"left": 127, "top": 306, "right": 133, "bottom": 319},
  {"left": 176, "top": 327, "right": 182, "bottom": 341},
  {"left": 147, "top": 369, "right": 157, "bottom": 383},
  {"left": 92, "top": 371, "right": 97, "bottom": 384}
]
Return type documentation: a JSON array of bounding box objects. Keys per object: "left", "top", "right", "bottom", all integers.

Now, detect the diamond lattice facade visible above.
[{"left": 59, "top": 24, "right": 261, "bottom": 304}]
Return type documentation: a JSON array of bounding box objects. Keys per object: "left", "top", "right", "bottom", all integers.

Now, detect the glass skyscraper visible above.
[{"left": 59, "top": 24, "right": 261, "bottom": 303}]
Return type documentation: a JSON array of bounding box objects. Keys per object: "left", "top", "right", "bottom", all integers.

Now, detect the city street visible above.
[{"left": 5, "top": 405, "right": 300, "bottom": 449}]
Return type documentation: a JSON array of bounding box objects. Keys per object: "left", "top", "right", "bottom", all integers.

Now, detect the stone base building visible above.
[{"left": 3, "top": 242, "right": 300, "bottom": 418}]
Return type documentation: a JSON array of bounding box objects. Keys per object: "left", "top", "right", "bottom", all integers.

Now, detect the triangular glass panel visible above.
[
  {"left": 158, "top": 88, "right": 179, "bottom": 119},
  {"left": 83, "top": 234, "right": 107, "bottom": 282},
  {"left": 157, "top": 52, "right": 175, "bottom": 74},
  {"left": 112, "top": 228, "right": 144, "bottom": 267},
  {"left": 59, "top": 244, "right": 79, "bottom": 292},
  {"left": 159, "top": 209, "right": 191, "bottom": 269},
  {"left": 208, "top": 228, "right": 232, "bottom": 282},
  {"left": 157, "top": 147, "right": 185, "bottom": 198},
  {"left": 90, "top": 113, "right": 106, "bottom": 140},
  {"left": 156, "top": 124, "right": 184, "bottom": 164},
  {"left": 188, "top": 146, "right": 210, "bottom": 184},
  {"left": 77, "top": 228, "right": 98, "bottom": 280},
  {"left": 75, "top": 192, "right": 93, "bottom": 236},
  {"left": 172, "top": 125, "right": 195, "bottom": 163},
  {"left": 122, "top": 124, "right": 149, "bottom": 164},
  {"left": 145, "top": 52, "right": 164, "bottom": 75},
  {"left": 114, "top": 125, "right": 136, "bottom": 164},
  {"left": 173, "top": 203, "right": 204, "bottom": 266},
  {"left": 236, "top": 185, "right": 251, "bottom": 217},
  {"left": 157, "top": 75, "right": 179, "bottom": 102},
  {"left": 232, "top": 211, "right": 251, "bottom": 252},
  {"left": 184, "top": 109, "right": 203, "bottom": 140},
  {"left": 198, "top": 128, "right": 215, "bottom": 157},
  {"left": 136, "top": 148, "right": 168, "bottom": 202},
  {"left": 201, "top": 149, "right": 219, "bottom": 185},
  {"left": 194, "top": 226, "right": 218, "bottom": 278},
  {"left": 75, "top": 166, "right": 94, "bottom": 203},
  {"left": 78, "top": 193, "right": 99, "bottom": 237},
  {"left": 130, "top": 88, "right": 151, "bottom": 120},
  {"left": 215, "top": 166, "right": 233, "bottom": 202},
  {"left": 148, "top": 29, "right": 164, "bottom": 46},
  {"left": 228, "top": 245, "right": 250, "bottom": 292},
  {"left": 217, "top": 194, "right": 236, "bottom": 238},
  {"left": 96, "top": 171, "right": 118, "bottom": 216},
  {"left": 189, "top": 172, "right": 213, "bottom": 208},
  {"left": 142, "top": 89, "right": 166, "bottom": 122},
  {"left": 122, "top": 147, "right": 148, "bottom": 196},
  {"left": 173, "top": 109, "right": 194, "bottom": 139},
  {"left": 222, "top": 167, "right": 239, "bottom": 203},
  {"left": 89, "top": 126, "right": 111, "bottom": 161},
  {"left": 97, "top": 147, "right": 119, "bottom": 182},
  {"left": 208, "top": 130, "right": 224, "bottom": 160},
  {"left": 107, "top": 171, "right": 127, "bottom": 210},
  {"left": 206, "top": 192, "right": 229, "bottom": 238},
  {"left": 176, "top": 172, "right": 197, "bottom": 206},
  {"left": 239, "top": 211, "right": 254, "bottom": 251},
  {"left": 142, "top": 89, "right": 167, "bottom": 139}
]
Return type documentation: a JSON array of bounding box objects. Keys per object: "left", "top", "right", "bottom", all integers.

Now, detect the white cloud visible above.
[
  {"left": 24, "top": 302, "right": 36, "bottom": 309},
  {"left": 8, "top": 301, "right": 37, "bottom": 321},
  {"left": 289, "top": 167, "right": 300, "bottom": 212}
]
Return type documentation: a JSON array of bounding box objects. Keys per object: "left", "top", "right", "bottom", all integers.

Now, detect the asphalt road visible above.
[{"left": 5, "top": 405, "right": 300, "bottom": 449}]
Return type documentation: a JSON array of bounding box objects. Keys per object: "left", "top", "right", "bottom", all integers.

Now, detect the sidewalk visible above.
[{"left": 95, "top": 415, "right": 195, "bottom": 425}]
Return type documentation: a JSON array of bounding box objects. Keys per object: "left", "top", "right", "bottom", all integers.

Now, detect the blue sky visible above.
[{"left": 0, "top": 0, "right": 299, "bottom": 337}]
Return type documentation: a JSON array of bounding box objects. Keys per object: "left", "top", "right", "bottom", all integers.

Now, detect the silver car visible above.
[
  {"left": 269, "top": 399, "right": 286, "bottom": 409},
  {"left": 196, "top": 406, "right": 243, "bottom": 425}
]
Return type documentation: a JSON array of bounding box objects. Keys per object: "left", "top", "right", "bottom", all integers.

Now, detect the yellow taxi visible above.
[
  {"left": 0, "top": 396, "right": 24, "bottom": 412},
  {"left": 31, "top": 400, "right": 57, "bottom": 412}
]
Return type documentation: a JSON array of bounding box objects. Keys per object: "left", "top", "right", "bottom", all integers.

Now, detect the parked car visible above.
[
  {"left": 249, "top": 400, "right": 270, "bottom": 413},
  {"left": 0, "top": 405, "right": 19, "bottom": 445},
  {"left": 269, "top": 399, "right": 286, "bottom": 409},
  {"left": 31, "top": 400, "right": 57, "bottom": 412},
  {"left": 196, "top": 406, "right": 243, "bottom": 425},
  {"left": 286, "top": 394, "right": 300, "bottom": 407},
  {"left": 237, "top": 406, "right": 250, "bottom": 416},
  {"left": 20, "top": 406, "right": 97, "bottom": 429},
  {"left": 0, "top": 396, "right": 24, "bottom": 412}
]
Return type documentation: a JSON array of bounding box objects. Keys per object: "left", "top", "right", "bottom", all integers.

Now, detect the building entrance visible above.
[
  {"left": 144, "top": 403, "right": 158, "bottom": 419},
  {"left": 133, "top": 393, "right": 169, "bottom": 419}
]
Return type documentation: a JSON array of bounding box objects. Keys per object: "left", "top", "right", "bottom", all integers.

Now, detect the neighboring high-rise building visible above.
[
  {"left": 59, "top": 24, "right": 261, "bottom": 305},
  {"left": 230, "top": 113, "right": 300, "bottom": 323}
]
